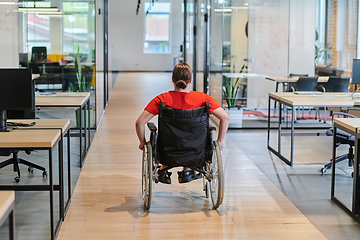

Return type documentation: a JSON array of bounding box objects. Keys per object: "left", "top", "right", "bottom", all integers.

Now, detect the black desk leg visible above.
[
  {"left": 87, "top": 100, "right": 91, "bottom": 150},
  {"left": 353, "top": 137, "right": 360, "bottom": 215},
  {"left": 273, "top": 83, "right": 279, "bottom": 116},
  {"left": 9, "top": 208, "right": 14, "bottom": 240},
  {"left": 59, "top": 136, "right": 64, "bottom": 220},
  {"left": 67, "top": 129, "right": 71, "bottom": 208},
  {"left": 290, "top": 106, "right": 294, "bottom": 166},
  {"left": 331, "top": 126, "right": 337, "bottom": 197},
  {"left": 267, "top": 97, "right": 271, "bottom": 147},
  {"left": 278, "top": 102, "right": 282, "bottom": 155},
  {"left": 49, "top": 149, "right": 54, "bottom": 240},
  {"left": 79, "top": 106, "right": 83, "bottom": 168},
  {"left": 83, "top": 105, "right": 87, "bottom": 162}
]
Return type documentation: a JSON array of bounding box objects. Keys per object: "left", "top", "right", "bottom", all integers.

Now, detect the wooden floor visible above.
[{"left": 57, "top": 73, "right": 325, "bottom": 240}]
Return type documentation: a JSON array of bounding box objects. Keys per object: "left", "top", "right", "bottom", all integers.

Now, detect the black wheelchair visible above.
[{"left": 142, "top": 102, "right": 224, "bottom": 210}]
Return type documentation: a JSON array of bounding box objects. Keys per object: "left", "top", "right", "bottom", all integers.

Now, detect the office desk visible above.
[
  {"left": 0, "top": 191, "right": 15, "bottom": 240},
  {"left": 267, "top": 92, "right": 359, "bottom": 166},
  {"left": 36, "top": 92, "right": 91, "bottom": 167},
  {"left": 266, "top": 76, "right": 329, "bottom": 92},
  {"left": 10, "top": 119, "right": 72, "bottom": 216},
  {"left": 331, "top": 118, "right": 360, "bottom": 223},
  {"left": 0, "top": 129, "right": 63, "bottom": 240}
]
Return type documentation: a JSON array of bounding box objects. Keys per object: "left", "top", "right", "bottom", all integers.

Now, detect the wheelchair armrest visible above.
[
  {"left": 147, "top": 122, "right": 157, "bottom": 132},
  {"left": 209, "top": 123, "right": 216, "bottom": 131}
]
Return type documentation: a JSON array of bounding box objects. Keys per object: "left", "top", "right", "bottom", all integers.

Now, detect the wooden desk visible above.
[
  {"left": 266, "top": 76, "right": 329, "bottom": 93},
  {"left": 267, "top": 92, "right": 360, "bottom": 166},
  {"left": 331, "top": 118, "right": 360, "bottom": 223},
  {"left": 8, "top": 119, "right": 72, "bottom": 217},
  {"left": 36, "top": 92, "right": 91, "bottom": 167},
  {"left": 0, "top": 191, "right": 15, "bottom": 240},
  {"left": 0, "top": 129, "right": 63, "bottom": 240}
]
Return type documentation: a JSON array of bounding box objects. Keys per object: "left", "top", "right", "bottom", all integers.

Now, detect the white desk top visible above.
[
  {"left": 266, "top": 76, "right": 329, "bottom": 83},
  {"left": 334, "top": 118, "right": 360, "bottom": 133},
  {"left": 223, "top": 73, "right": 265, "bottom": 78},
  {"left": 36, "top": 92, "right": 90, "bottom": 107},
  {"left": 0, "top": 129, "right": 61, "bottom": 148},
  {"left": 0, "top": 191, "right": 14, "bottom": 221},
  {"left": 269, "top": 92, "right": 359, "bottom": 107},
  {"left": 8, "top": 119, "right": 70, "bottom": 134}
]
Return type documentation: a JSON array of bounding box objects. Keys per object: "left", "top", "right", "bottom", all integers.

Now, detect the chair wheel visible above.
[
  {"left": 42, "top": 171, "right": 48, "bottom": 178},
  {"left": 14, "top": 176, "right": 20, "bottom": 183},
  {"left": 28, "top": 166, "right": 34, "bottom": 173},
  {"left": 321, "top": 168, "right": 327, "bottom": 174}
]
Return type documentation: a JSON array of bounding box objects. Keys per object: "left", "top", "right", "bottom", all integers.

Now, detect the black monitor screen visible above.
[
  {"left": 0, "top": 69, "right": 34, "bottom": 111},
  {"left": 352, "top": 59, "right": 360, "bottom": 84}
]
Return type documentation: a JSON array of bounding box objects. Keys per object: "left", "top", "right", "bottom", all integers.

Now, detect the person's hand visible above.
[
  {"left": 139, "top": 141, "right": 145, "bottom": 150},
  {"left": 216, "top": 140, "right": 223, "bottom": 149}
]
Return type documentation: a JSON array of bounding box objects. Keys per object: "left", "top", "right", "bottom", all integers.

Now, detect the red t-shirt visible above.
[{"left": 145, "top": 91, "right": 221, "bottom": 115}]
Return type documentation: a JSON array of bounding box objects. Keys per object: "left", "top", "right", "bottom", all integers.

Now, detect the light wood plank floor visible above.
[{"left": 57, "top": 73, "right": 325, "bottom": 240}]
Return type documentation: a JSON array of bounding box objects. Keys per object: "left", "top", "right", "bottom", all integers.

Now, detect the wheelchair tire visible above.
[
  {"left": 209, "top": 141, "right": 224, "bottom": 209},
  {"left": 142, "top": 142, "right": 153, "bottom": 210}
]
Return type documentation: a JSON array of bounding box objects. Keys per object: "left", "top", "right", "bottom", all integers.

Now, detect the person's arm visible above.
[
  {"left": 135, "top": 110, "right": 155, "bottom": 150},
  {"left": 211, "top": 107, "right": 230, "bottom": 149}
]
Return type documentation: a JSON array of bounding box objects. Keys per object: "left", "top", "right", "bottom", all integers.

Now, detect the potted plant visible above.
[
  {"left": 223, "top": 64, "right": 247, "bottom": 109},
  {"left": 71, "top": 47, "right": 93, "bottom": 128}
]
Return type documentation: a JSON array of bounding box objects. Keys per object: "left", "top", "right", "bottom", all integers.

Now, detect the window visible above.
[
  {"left": 62, "top": 2, "right": 95, "bottom": 56},
  {"left": 144, "top": 2, "right": 171, "bottom": 53},
  {"left": 23, "top": 1, "right": 52, "bottom": 53}
]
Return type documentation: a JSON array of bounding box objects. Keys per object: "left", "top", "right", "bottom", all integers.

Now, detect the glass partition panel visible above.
[
  {"left": 19, "top": 0, "right": 97, "bottom": 128},
  {"left": 216, "top": 0, "right": 321, "bottom": 129}
]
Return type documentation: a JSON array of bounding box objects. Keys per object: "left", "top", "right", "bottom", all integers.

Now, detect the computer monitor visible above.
[
  {"left": 0, "top": 69, "right": 35, "bottom": 132},
  {"left": 352, "top": 59, "right": 360, "bottom": 84}
]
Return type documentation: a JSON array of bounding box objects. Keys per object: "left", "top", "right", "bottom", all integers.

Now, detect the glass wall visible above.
[
  {"left": 213, "top": 0, "right": 319, "bottom": 129},
  {"left": 18, "top": 0, "right": 97, "bottom": 128}
]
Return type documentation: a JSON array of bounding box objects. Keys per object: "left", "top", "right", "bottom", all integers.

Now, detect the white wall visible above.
[
  {"left": 0, "top": 1, "right": 19, "bottom": 68},
  {"left": 108, "top": 0, "right": 183, "bottom": 71}
]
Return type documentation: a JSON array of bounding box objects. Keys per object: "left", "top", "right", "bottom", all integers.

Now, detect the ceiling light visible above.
[
  {"left": 215, "top": 8, "right": 232, "bottom": 12},
  {"left": 18, "top": 7, "right": 58, "bottom": 12}
]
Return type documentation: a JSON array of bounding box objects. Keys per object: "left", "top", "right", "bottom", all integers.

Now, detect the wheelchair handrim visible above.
[{"left": 209, "top": 141, "right": 224, "bottom": 209}]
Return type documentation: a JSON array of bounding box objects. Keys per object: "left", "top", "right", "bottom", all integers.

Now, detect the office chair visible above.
[
  {"left": 30, "top": 46, "right": 47, "bottom": 63},
  {"left": 0, "top": 110, "right": 47, "bottom": 183},
  {"left": 320, "top": 109, "right": 358, "bottom": 175},
  {"left": 290, "top": 76, "right": 319, "bottom": 120},
  {"left": 319, "top": 77, "right": 350, "bottom": 123},
  {"left": 324, "top": 76, "right": 350, "bottom": 92}
]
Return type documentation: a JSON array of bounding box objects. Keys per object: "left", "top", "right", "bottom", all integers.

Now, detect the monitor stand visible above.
[{"left": 0, "top": 110, "right": 13, "bottom": 132}]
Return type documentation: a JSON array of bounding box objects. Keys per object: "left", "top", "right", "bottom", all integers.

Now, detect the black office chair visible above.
[
  {"left": 325, "top": 76, "right": 350, "bottom": 92},
  {"left": 319, "top": 77, "right": 350, "bottom": 123},
  {"left": 30, "top": 46, "right": 47, "bottom": 63},
  {"left": 320, "top": 109, "right": 357, "bottom": 175},
  {"left": 290, "top": 76, "right": 319, "bottom": 120},
  {"left": 0, "top": 110, "right": 47, "bottom": 183}
]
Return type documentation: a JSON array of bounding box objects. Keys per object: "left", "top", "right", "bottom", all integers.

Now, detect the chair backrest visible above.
[
  {"left": 31, "top": 46, "right": 47, "bottom": 63},
  {"left": 295, "top": 76, "right": 319, "bottom": 91},
  {"left": 289, "top": 73, "right": 308, "bottom": 77},
  {"left": 326, "top": 76, "right": 350, "bottom": 92},
  {"left": 157, "top": 102, "right": 211, "bottom": 170}
]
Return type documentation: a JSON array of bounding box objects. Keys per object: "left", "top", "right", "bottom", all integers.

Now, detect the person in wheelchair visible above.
[{"left": 136, "top": 63, "right": 229, "bottom": 184}]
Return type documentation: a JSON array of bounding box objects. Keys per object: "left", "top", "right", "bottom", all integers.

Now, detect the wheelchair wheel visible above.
[
  {"left": 142, "top": 142, "right": 153, "bottom": 210},
  {"left": 209, "top": 141, "right": 224, "bottom": 209}
]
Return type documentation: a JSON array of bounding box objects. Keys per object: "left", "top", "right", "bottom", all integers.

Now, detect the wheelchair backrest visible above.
[{"left": 157, "top": 101, "right": 212, "bottom": 170}]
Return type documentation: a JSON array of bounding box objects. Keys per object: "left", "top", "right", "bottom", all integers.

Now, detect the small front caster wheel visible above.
[
  {"left": 321, "top": 168, "right": 327, "bottom": 174},
  {"left": 14, "top": 176, "right": 20, "bottom": 183},
  {"left": 28, "top": 166, "right": 34, "bottom": 173},
  {"left": 42, "top": 171, "right": 48, "bottom": 178}
]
